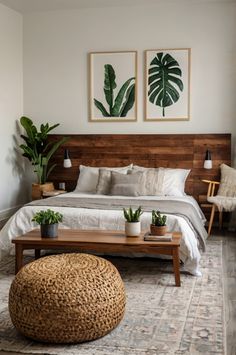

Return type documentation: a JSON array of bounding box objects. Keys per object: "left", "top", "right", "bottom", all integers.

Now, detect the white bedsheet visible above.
[{"left": 0, "top": 192, "right": 206, "bottom": 276}]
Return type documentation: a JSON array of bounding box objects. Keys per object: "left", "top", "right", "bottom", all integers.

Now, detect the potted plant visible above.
[
  {"left": 123, "top": 206, "right": 143, "bottom": 237},
  {"left": 32, "top": 209, "right": 63, "bottom": 238},
  {"left": 19, "top": 116, "right": 69, "bottom": 199},
  {"left": 150, "top": 210, "right": 167, "bottom": 236}
]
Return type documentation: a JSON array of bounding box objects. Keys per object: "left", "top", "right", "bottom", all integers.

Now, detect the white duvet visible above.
[{"left": 0, "top": 192, "right": 207, "bottom": 276}]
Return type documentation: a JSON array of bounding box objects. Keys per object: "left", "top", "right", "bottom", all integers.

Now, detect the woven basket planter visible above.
[{"left": 9, "top": 253, "right": 126, "bottom": 344}]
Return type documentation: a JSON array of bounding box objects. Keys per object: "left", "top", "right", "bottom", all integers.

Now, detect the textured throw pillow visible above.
[
  {"left": 110, "top": 171, "right": 142, "bottom": 196},
  {"left": 75, "top": 164, "right": 133, "bottom": 193},
  {"left": 132, "top": 166, "right": 190, "bottom": 196},
  {"left": 96, "top": 168, "right": 128, "bottom": 195},
  {"left": 129, "top": 167, "right": 164, "bottom": 195},
  {"left": 217, "top": 164, "right": 236, "bottom": 197}
]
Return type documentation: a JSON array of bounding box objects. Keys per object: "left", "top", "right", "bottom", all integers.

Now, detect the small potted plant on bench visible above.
[
  {"left": 123, "top": 206, "right": 143, "bottom": 237},
  {"left": 150, "top": 210, "right": 167, "bottom": 236},
  {"left": 32, "top": 209, "right": 63, "bottom": 238}
]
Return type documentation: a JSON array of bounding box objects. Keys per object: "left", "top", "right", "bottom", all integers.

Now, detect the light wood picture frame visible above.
[
  {"left": 145, "top": 48, "right": 191, "bottom": 121},
  {"left": 89, "top": 51, "right": 137, "bottom": 122}
]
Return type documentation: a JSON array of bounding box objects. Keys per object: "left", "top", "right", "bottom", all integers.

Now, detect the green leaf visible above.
[
  {"left": 19, "top": 116, "right": 69, "bottom": 184},
  {"left": 32, "top": 209, "right": 63, "bottom": 224},
  {"left": 46, "top": 163, "right": 57, "bottom": 179},
  {"left": 123, "top": 208, "right": 130, "bottom": 222},
  {"left": 123, "top": 206, "right": 143, "bottom": 222},
  {"left": 148, "top": 52, "right": 184, "bottom": 117},
  {"left": 46, "top": 137, "right": 68, "bottom": 163},
  {"left": 94, "top": 99, "right": 110, "bottom": 117},
  {"left": 41, "top": 136, "right": 68, "bottom": 183},
  {"left": 45, "top": 123, "right": 60, "bottom": 134},
  {"left": 151, "top": 210, "right": 167, "bottom": 226},
  {"left": 120, "top": 84, "right": 135, "bottom": 117},
  {"left": 104, "top": 64, "right": 117, "bottom": 113},
  {"left": 111, "top": 77, "right": 135, "bottom": 116},
  {"left": 129, "top": 207, "right": 133, "bottom": 221},
  {"left": 20, "top": 116, "right": 38, "bottom": 144}
]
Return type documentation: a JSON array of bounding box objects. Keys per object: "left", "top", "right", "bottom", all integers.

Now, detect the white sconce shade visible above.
[
  {"left": 63, "top": 149, "right": 72, "bottom": 168},
  {"left": 204, "top": 149, "right": 212, "bottom": 169}
]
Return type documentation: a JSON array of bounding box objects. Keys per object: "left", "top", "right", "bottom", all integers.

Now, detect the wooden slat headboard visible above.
[{"left": 48, "top": 134, "right": 231, "bottom": 203}]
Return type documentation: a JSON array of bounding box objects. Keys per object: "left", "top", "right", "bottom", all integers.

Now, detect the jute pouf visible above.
[{"left": 8, "top": 253, "right": 126, "bottom": 344}]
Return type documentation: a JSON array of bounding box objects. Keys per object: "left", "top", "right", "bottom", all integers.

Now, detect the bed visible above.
[
  {"left": 0, "top": 191, "right": 206, "bottom": 275},
  {"left": 0, "top": 134, "right": 231, "bottom": 276}
]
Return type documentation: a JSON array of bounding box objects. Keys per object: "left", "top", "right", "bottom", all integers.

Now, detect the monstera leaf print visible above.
[
  {"left": 148, "top": 52, "right": 183, "bottom": 117},
  {"left": 94, "top": 64, "right": 135, "bottom": 117}
]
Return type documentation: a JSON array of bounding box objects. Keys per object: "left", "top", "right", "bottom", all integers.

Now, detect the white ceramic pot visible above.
[{"left": 125, "top": 221, "right": 141, "bottom": 237}]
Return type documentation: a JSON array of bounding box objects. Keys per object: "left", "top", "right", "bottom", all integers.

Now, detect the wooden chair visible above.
[
  {"left": 202, "top": 179, "right": 236, "bottom": 236},
  {"left": 202, "top": 179, "right": 221, "bottom": 236}
]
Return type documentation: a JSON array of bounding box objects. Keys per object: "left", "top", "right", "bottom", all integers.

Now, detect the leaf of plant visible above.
[
  {"left": 120, "top": 83, "right": 135, "bottom": 117},
  {"left": 128, "top": 207, "right": 132, "bottom": 222},
  {"left": 123, "top": 208, "right": 129, "bottom": 222},
  {"left": 104, "top": 64, "right": 117, "bottom": 112},
  {"left": 45, "top": 123, "right": 60, "bottom": 134},
  {"left": 94, "top": 99, "right": 110, "bottom": 117},
  {"left": 46, "top": 163, "right": 57, "bottom": 179},
  {"left": 20, "top": 116, "right": 37, "bottom": 144},
  {"left": 45, "top": 136, "right": 68, "bottom": 163},
  {"left": 111, "top": 77, "right": 134, "bottom": 116},
  {"left": 148, "top": 52, "right": 184, "bottom": 117}
]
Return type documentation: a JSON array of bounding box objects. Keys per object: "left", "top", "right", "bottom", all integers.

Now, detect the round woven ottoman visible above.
[{"left": 9, "top": 253, "right": 126, "bottom": 343}]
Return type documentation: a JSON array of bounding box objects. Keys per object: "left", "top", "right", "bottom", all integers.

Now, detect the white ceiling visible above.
[{"left": 0, "top": 0, "right": 234, "bottom": 14}]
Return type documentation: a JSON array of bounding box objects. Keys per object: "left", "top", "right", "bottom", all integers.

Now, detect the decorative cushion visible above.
[
  {"left": 110, "top": 171, "right": 142, "bottom": 196},
  {"left": 96, "top": 168, "right": 128, "bottom": 195},
  {"left": 132, "top": 166, "right": 190, "bottom": 196},
  {"left": 75, "top": 164, "right": 133, "bottom": 193},
  {"left": 217, "top": 164, "right": 236, "bottom": 197},
  {"left": 129, "top": 168, "right": 164, "bottom": 195}
]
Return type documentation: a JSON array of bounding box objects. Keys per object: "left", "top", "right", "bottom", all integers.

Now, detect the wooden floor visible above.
[{"left": 0, "top": 228, "right": 235, "bottom": 355}]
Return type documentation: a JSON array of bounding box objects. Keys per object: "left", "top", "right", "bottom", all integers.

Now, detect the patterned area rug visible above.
[{"left": 0, "top": 240, "right": 225, "bottom": 355}]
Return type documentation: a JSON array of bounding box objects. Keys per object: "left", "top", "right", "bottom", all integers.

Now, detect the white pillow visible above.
[
  {"left": 162, "top": 168, "right": 190, "bottom": 196},
  {"left": 132, "top": 165, "right": 190, "bottom": 196},
  {"left": 75, "top": 164, "right": 133, "bottom": 193}
]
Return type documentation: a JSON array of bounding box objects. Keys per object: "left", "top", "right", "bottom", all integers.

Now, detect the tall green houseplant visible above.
[{"left": 19, "top": 116, "right": 68, "bottom": 184}]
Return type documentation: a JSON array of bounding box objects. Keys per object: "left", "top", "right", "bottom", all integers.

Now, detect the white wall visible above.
[
  {"left": 0, "top": 4, "right": 25, "bottom": 219},
  {"left": 23, "top": 2, "right": 236, "bottom": 145}
]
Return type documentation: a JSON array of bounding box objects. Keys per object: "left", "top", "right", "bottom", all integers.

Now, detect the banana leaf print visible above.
[
  {"left": 94, "top": 64, "right": 135, "bottom": 117},
  {"left": 148, "top": 52, "right": 183, "bottom": 117}
]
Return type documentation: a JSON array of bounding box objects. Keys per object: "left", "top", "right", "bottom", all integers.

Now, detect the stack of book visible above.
[{"left": 144, "top": 232, "right": 173, "bottom": 242}]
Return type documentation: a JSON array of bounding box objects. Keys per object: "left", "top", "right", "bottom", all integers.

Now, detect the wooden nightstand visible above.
[{"left": 42, "top": 190, "right": 67, "bottom": 198}]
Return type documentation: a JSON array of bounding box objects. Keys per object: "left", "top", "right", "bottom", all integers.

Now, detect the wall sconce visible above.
[
  {"left": 63, "top": 149, "right": 72, "bottom": 168},
  {"left": 204, "top": 149, "right": 212, "bottom": 169}
]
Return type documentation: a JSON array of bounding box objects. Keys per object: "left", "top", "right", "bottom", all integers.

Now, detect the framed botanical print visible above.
[
  {"left": 89, "top": 51, "right": 137, "bottom": 122},
  {"left": 145, "top": 48, "right": 191, "bottom": 121}
]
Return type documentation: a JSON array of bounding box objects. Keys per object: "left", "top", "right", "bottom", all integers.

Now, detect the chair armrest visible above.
[
  {"left": 202, "top": 179, "right": 220, "bottom": 185},
  {"left": 202, "top": 179, "right": 220, "bottom": 198}
]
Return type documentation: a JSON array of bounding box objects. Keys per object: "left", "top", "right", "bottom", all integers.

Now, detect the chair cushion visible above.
[
  {"left": 208, "top": 196, "right": 236, "bottom": 212},
  {"left": 218, "top": 164, "right": 236, "bottom": 197}
]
